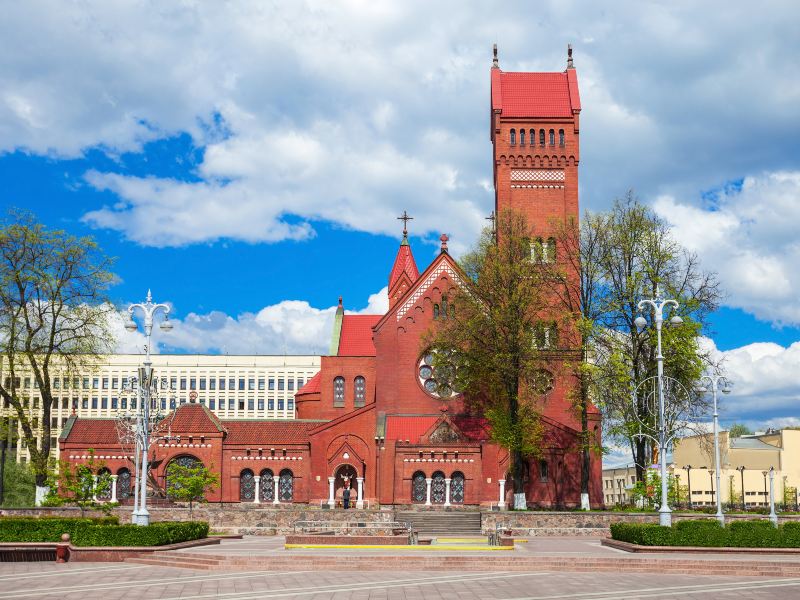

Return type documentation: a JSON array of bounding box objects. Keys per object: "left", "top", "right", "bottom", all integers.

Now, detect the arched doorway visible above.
[{"left": 334, "top": 464, "right": 358, "bottom": 499}]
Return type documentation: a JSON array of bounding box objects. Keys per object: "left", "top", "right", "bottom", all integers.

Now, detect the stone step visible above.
[{"left": 123, "top": 552, "right": 800, "bottom": 577}]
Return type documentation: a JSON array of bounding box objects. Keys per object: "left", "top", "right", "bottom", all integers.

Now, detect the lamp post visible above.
[
  {"left": 124, "top": 290, "right": 172, "bottom": 526},
  {"left": 695, "top": 375, "right": 732, "bottom": 524},
  {"left": 707, "top": 469, "right": 715, "bottom": 510},
  {"left": 769, "top": 467, "right": 778, "bottom": 526},
  {"left": 635, "top": 286, "right": 682, "bottom": 527},
  {"left": 737, "top": 466, "right": 746, "bottom": 510},
  {"left": 684, "top": 465, "right": 693, "bottom": 509},
  {"left": 762, "top": 470, "right": 768, "bottom": 511}
]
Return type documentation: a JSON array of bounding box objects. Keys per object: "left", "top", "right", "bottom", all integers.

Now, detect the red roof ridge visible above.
[
  {"left": 337, "top": 314, "right": 381, "bottom": 356},
  {"left": 307, "top": 402, "right": 375, "bottom": 436},
  {"left": 296, "top": 372, "right": 321, "bottom": 396}
]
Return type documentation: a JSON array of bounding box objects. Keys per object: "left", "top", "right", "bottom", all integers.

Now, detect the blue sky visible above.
[{"left": 1, "top": 1, "right": 799, "bottom": 436}]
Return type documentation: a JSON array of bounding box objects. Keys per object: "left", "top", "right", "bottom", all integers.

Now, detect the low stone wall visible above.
[
  {"left": 0, "top": 506, "right": 396, "bottom": 535},
  {"left": 4, "top": 506, "right": 798, "bottom": 537}
]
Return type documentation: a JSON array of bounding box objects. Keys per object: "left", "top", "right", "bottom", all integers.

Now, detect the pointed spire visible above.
[
  {"left": 492, "top": 43, "right": 499, "bottom": 68},
  {"left": 567, "top": 44, "right": 574, "bottom": 69}
]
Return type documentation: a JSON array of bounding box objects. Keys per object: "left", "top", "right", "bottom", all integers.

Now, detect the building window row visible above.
[
  {"left": 510, "top": 128, "right": 565, "bottom": 148},
  {"left": 333, "top": 376, "right": 367, "bottom": 408}
]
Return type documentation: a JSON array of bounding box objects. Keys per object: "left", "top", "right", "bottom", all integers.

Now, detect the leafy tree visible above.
[
  {"left": 0, "top": 455, "right": 36, "bottom": 507},
  {"left": 165, "top": 459, "right": 220, "bottom": 519},
  {"left": 585, "top": 195, "right": 722, "bottom": 481},
  {"left": 541, "top": 212, "right": 608, "bottom": 509},
  {"left": 728, "top": 423, "right": 753, "bottom": 438},
  {"left": 47, "top": 449, "right": 114, "bottom": 516},
  {"left": 0, "top": 210, "right": 115, "bottom": 503},
  {"left": 429, "top": 210, "right": 551, "bottom": 509}
]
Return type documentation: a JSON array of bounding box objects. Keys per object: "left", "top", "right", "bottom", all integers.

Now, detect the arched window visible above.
[
  {"left": 519, "top": 129, "right": 525, "bottom": 146},
  {"left": 117, "top": 468, "right": 131, "bottom": 499},
  {"left": 279, "top": 469, "right": 293, "bottom": 502},
  {"left": 412, "top": 471, "right": 427, "bottom": 503},
  {"left": 558, "top": 129, "right": 565, "bottom": 147},
  {"left": 240, "top": 469, "right": 255, "bottom": 502},
  {"left": 431, "top": 471, "right": 446, "bottom": 504},
  {"left": 441, "top": 296, "right": 448, "bottom": 320},
  {"left": 510, "top": 128, "right": 516, "bottom": 145},
  {"left": 259, "top": 468, "right": 274, "bottom": 502},
  {"left": 539, "top": 129, "right": 545, "bottom": 146},
  {"left": 433, "top": 303, "right": 440, "bottom": 319},
  {"left": 529, "top": 129, "right": 535, "bottom": 146},
  {"left": 97, "top": 467, "right": 111, "bottom": 500},
  {"left": 451, "top": 471, "right": 465, "bottom": 504},
  {"left": 549, "top": 129, "right": 555, "bottom": 146},
  {"left": 333, "top": 376, "right": 345, "bottom": 407},
  {"left": 540, "top": 460, "right": 549, "bottom": 482},
  {"left": 354, "top": 376, "right": 366, "bottom": 407},
  {"left": 547, "top": 237, "right": 557, "bottom": 263}
]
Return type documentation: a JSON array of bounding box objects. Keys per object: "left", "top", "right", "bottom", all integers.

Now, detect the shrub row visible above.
[
  {"left": 0, "top": 517, "right": 208, "bottom": 547},
  {"left": 610, "top": 520, "right": 800, "bottom": 548}
]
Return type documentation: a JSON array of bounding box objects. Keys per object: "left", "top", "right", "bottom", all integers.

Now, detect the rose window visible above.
[{"left": 418, "top": 350, "right": 458, "bottom": 398}]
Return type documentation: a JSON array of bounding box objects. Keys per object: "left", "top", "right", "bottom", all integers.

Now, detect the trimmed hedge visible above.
[
  {"left": 610, "top": 519, "right": 800, "bottom": 548},
  {"left": 0, "top": 517, "right": 208, "bottom": 547}
]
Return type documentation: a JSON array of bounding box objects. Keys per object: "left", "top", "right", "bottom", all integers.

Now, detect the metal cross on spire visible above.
[{"left": 397, "top": 210, "right": 413, "bottom": 236}]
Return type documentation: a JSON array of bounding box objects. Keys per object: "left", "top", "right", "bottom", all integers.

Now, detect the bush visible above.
[
  {"left": 0, "top": 517, "right": 208, "bottom": 546},
  {"left": 610, "top": 519, "right": 800, "bottom": 548}
]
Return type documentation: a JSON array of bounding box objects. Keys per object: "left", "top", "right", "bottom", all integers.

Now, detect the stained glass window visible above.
[
  {"left": 451, "top": 472, "right": 465, "bottom": 504},
  {"left": 333, "top": 377, "right": 345, "bottom": 407},
  {"left": 117, "top": 468, "right": 131, "bottom": 499},
  {"left": 354, "top": 376, "right": 366, "bottom": 407},
  {"left": 279, "top": 470, "right": 293, "bottom": 502},
  {"left": 260, "top": 469, "right": 274, "bottom": 502},
  {"left": 412, "top": 471, "right": 426, "bottom": 503},
  {"left": 431, "top": 471, "right": 446, "bottom": 504},
  {"left": 240, "top": 469, "right": 255, "bottom": 502}
]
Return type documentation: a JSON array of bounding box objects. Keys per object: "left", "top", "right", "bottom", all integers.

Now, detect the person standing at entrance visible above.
[{"left": 342, "top": 485, "right": 351, "bottom": 509}]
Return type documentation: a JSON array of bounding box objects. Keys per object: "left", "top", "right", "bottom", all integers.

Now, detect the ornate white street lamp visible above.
[
  {"left": 124, "top": 290, "right": 172, "bottom": 526},
  {"left": 695, "top": 374, "right": 732, "bottom": 524},
  {"left": 634, "top": 286, "right": 683, "bottom": 527}
]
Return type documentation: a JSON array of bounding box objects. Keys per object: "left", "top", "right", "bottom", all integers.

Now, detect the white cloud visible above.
[
  {"left": 654, "top": 171, "right": 800, "bottom": 325},
  {"left": 702, "top": 336, "right": 800, "bottom": 422},
  {"left": 122, "top": 287, "right": 389, "bottom": 355},
  {"left": 0, "top": 2, "right": 796, "bottom": 252}
]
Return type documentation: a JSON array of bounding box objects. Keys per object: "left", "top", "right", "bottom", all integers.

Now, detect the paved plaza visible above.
[{"left": 3, "top": 537, "right": 800, "bottom": 599}]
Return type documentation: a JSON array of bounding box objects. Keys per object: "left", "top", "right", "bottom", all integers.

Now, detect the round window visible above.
[
  {"left": 532, "top": 369, "right": 555, "bottom": 395},
  {"left": 418, "top": 349, "right": 459, "bottom": 399}
]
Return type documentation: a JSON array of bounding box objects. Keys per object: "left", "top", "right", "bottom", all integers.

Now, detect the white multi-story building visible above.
[{"left": 1, "top": 354, "right": 320, "bottom": 463}]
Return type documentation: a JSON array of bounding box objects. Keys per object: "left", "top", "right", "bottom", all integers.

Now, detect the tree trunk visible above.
[
  {"left": 0, "top": 437, "right": 6, "bottom": 506},
  {"left": 34, "top": 470, "right": 49, "bottom": 507},
  {"left": 511, "top": 449, "right": 527, "bottom": 509},
  {"left": 579, "top": 359, "right": 591, "bottom": 510}
]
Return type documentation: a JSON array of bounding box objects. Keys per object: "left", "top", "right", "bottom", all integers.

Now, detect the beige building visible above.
[
  {"left": 672, "top": 429, "right": 800, "bottom": 508},
  {"left": 601, "top": 464, "right": 637, "bottom": 506},
  {"left": 1, "top": 354, "right": 320, "bottom": 463}
]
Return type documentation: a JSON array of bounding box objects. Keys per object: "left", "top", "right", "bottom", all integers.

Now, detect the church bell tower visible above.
[{"left": 490, "top": 45, "right": 581, "bottom": 240}]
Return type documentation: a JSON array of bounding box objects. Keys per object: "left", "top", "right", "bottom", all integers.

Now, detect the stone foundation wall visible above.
[{"left": 4, "top": 506, "right": 798, "bottom": 537}]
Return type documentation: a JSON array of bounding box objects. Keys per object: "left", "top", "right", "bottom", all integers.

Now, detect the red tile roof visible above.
[
  {"left": 62, "top": 418, "right": 121, "bottom": 445},
  {"left": 295, "top": 372, "right": 321, "bottom": 396},
  {"left": 386, "top": 415, "right": 438, "bottom": 442},
  {"left": 169, "top": 402, "right": 226, "bottom": 433},
  {"left": 338, "top": 315, "right": 381, "bottom": 356},
  {"left": 491, "top": 70, "right": 580, "bottom": 117},
  {"left": 385, "top": 415, "right": 491, "bottom": 443},
  {"left": 222, "top": 420, "right": 321, "bottom": 445},
  {"left": 388, "top": 243, "right": 419, "bottom": 291}
]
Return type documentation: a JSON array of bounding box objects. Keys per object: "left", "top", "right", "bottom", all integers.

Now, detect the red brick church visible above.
[{"left": 60, "top": 50, "right": 603, "bottom": 509}]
